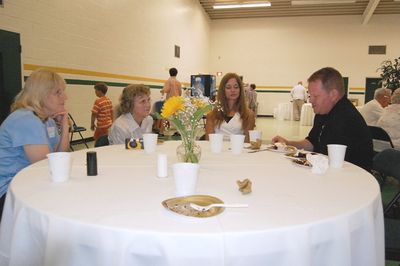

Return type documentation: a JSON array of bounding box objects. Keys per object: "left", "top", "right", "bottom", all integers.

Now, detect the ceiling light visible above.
[
  {"left": 213, "top": 2, "right": 271, "bottom": 9},
  {"left": 291, "top": 0, "right": 355, "bottom": 5}
]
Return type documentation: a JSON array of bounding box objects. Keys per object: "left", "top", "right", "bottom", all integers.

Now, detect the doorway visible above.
[
  {"left": 365, "top": 78, "right": 382, "bottom": 104},
  {"left": 0, "top": 29, "right": 22, "bottom": 125}
]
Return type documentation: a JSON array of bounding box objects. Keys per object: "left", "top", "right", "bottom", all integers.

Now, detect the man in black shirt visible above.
[{"left": 272, "top": 67, "right": 373, "bottom": 171}]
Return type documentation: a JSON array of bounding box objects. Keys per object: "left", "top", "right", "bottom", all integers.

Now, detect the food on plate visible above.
[
  {"left": 250, "top": 139, "right": 262, "bottom": 150},
  {"left": 292, "top": 158, "right": 312, "bottom": 167}
]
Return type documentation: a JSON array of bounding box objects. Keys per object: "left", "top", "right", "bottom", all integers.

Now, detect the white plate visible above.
[{"left": 265, "top": 144, "right": 297, "bottom": 153}]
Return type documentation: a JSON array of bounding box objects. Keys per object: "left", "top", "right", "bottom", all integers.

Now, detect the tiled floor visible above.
[{"left": 255, "top": 117, "right": 312, "bottom": 142}]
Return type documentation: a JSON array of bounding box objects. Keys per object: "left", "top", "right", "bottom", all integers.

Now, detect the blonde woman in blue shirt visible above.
[{"left": 0, "top": 69, "right": 70, "bottom": 220}]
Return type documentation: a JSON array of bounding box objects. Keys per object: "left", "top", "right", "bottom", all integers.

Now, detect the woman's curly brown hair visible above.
[{"left": 117, "top": 84, "right": 150, "bottom": 117}]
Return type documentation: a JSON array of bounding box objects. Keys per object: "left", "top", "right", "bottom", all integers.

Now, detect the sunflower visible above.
[{"left": 161, "top": 96, "right": 185, "bottom": 118}]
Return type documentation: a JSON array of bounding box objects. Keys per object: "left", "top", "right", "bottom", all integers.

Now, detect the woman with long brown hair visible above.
[{"left": 205, "top": 72, "right": 255, "bottom": 142}]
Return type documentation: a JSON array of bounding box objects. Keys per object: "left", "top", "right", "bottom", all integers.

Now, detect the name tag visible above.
[{"left": 47, "top": 126, "right": 56, "bottom": 138}]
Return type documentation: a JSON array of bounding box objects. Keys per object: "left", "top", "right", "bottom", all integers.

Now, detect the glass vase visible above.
[{"left": 176, "top": 142, "right": 201, "bottom": 163}]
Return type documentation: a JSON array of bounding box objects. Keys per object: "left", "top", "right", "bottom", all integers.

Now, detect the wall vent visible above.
[
  {"left": 368, "top": 45, "right": 386, "bottom": 55},
  {"left": 174, "top": 45, "right": 180, "bottom": 58}
]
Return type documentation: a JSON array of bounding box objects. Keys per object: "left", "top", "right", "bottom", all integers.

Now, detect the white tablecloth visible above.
[
  {"left": 300, "top": 103, "right": 315, "bottom": 126},
  {"left": 276, "top": 103, "right": 293, "bottom": 121},
  {"left": 0, "top": 141, "right": 384, "bottom": 266}
]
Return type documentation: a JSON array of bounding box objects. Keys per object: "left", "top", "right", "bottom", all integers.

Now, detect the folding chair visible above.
[
  {"left": 68, "top": 113, "right": 89, "bottom": 151},
  {"left": 372, "top": 148, "right": 400, "bottom": 261},
  {"left": 368, "top": 126, "right": 394, "bottom": 155},
  {"left": 94, "top": 135, "right": 109, "bottom": 147}
]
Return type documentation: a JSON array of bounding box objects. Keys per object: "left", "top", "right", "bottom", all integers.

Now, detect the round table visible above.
[{"left": 0, "top": 141, "right": 384, "bottom": 266}]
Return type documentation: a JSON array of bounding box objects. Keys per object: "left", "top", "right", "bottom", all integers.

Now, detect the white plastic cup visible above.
[
  {"left": 157, "top": 154, "right": 168, "bottom": 178},
  {"left": 173, "top": 163, "right": 199, "bottom": 196},
  {"left": 249, "top": 130, "right": 262, "bottom": 142},
  {"left": 47, "top": 152, "right": 72, "bottom": 183},
  {"left": 209, "top": 133, "right": 224, "bottom": 153},
  {"left": 230, "top": 134, "right": 245, "bottom": 155},
  {"left": 143, "top": 133, "right": 158, "bottom": 154},
  {"left": 327, "top": 144, "right": 347, "bottom": 168}
]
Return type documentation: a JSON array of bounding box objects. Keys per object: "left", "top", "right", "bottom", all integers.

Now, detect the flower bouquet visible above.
[{"left": 157, "top": 95, "right": 213, "bottom": 163}]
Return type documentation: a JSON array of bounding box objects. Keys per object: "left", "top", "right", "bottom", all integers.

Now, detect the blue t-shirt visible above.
[{"left": 0, "top": 109, "right": 60, "bottom": 197}]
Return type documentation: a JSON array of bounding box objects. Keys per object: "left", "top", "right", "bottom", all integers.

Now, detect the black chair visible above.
[
  {"left": 68, "top": 113, "right": 89, "bottom": 151},
  {"left": 368, "top": 126, "right": 394, "bottom": 155},
  {"left": 94, "top": 135, "right": 109, "bottom": 147},
  {"left": 372, "top": 148, "right": 400, "bottom": 261}
]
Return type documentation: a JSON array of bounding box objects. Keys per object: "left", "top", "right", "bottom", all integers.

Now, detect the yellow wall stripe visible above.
[{"left": 24, "top": 64, "right": 190, "bottom": 86}]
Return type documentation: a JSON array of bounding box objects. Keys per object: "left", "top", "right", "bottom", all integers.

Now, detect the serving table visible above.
[
  {"left": 276, "top": 103, "right": 293, "bottom": 121},
  {"left": 300, "top": 103, "right": 315, "bottom": 126},
  {"left": 0, "top": 141, "right": 384, "bottom": 266}
]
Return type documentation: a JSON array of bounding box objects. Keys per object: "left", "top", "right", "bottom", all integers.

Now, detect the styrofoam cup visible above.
[
  {"left": 143, "top": 133, "right": 158, "bottom": 154},
  {"left": 173, "top": 163, "right": 199, "bottom": 196},
  {"left": 230, "top": 134, "right": 245, "bottom": 155},
  {"left": 249, "top": 130, "right": 262, "bottom": 142},
  {"left": 47, "top": 152, "right": 72, "bottom": 183},
  {"left": 209, "top": 133, "right": 224, "bottom": 153},
  {"left": 327, "top": 144, "right": 347, "bottom": 168}
]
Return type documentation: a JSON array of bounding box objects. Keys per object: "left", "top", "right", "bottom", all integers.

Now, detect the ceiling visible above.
[{"left": 199, "top": 0, "right": 400, "bottom": 23}]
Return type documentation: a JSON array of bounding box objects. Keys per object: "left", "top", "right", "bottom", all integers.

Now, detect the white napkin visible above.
[{"left": 306, "top": 153, "right": 329, "bottom": 175}]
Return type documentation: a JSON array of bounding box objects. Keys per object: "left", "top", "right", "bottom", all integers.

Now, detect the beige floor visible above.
[{"left": 255, "top": 117, "right": 312, "bottom": 143}]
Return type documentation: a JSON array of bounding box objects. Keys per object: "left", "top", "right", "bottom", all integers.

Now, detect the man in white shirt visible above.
[
  {"left": 290, "top": 81, "right": 308, "bottom": 121},
  {"left": 359, "top": 88, "right": 391, "bottom": 126}
]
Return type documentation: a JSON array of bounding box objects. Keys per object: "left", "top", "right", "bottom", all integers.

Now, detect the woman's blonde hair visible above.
[
  {"left": 209, "top": 72, "right": 252, "bottom": 129},
  {"left": 117, "top": 84, "right": 150, "bottom": 117},
  {"left": 11, "top": 69, "right": 66, "bottom": 120}
]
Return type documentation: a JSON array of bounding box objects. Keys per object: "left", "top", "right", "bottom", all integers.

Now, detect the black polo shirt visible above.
[{"left": 306, "top": 97, "right": 373, "bottom": 171}]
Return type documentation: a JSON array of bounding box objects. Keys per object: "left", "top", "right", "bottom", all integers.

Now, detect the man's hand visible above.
[{"left": 271, "top": 135, "right": 288, "bottom": 144}]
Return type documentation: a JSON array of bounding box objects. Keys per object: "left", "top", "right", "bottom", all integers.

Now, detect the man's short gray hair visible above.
[
  {"left": 374, "top": 88, "right": 392, "bottom": 99},
  {"left": 391, "top": 88, "right": 400, "bottom": 104}
]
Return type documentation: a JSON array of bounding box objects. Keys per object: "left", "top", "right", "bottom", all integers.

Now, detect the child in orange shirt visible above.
[{"left": 91, "top": 83, "right": 113, "bottom": 140}]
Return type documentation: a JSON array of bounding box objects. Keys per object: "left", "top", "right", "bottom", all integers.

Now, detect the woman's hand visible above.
[{"left": 52, "top": 111, "right": 69, "bottom": 129}]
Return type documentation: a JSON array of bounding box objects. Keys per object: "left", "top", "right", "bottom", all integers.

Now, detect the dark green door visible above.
[
  {"left": 343, "top": 77, "right": 348, "bottom": 98},
  {"left": 365, "top": 78, "right": 382, "bottom": 104},
  {"left": 0, "top": 29, "right": 22, "bottom": 125}
]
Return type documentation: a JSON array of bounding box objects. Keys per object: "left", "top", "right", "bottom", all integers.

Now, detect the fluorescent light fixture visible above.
[
  {"left": 213, "top": 2, "right": 271, "bottom": 9},
  {"left": 292, "top": 0, "right": 355, "bottom": 5}
]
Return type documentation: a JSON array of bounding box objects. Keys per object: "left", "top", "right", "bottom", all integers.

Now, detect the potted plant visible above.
[{"left": 377, "top": 56, "right": 400, "bottom": 91}]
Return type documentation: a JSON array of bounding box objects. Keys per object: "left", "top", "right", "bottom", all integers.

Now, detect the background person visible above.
[
  {"left": 272, "top": 67, "right": 373, "bottom": 171},
  {"left": 157, "top": 68, "right": 182, "bottom": 134},
  {"left": 377, "top": 88, "right": 400, "bottom": 149},
  {"left": 90, "top": 82, "right": 113, "bottom": 141},
  {"left": 160, "top": 67, "right": 182, "bottom": 99},
  {"left": 359, "top": 87, "right": 392, "bottom": 126},
  {"left": 290, "top": 81, "right": 308, "bottom": 121},
  {"left": 248, "top": 83, "right": 258, "bottom": 116},
  {"left": 0, "top": 69, "right": 70, "bottom": 219},
  {"left": 108, "top": 84, "right": 153, "bottom": 145},
  {"left": 205, "top": 72, "right": 255, "bottom": 143}
]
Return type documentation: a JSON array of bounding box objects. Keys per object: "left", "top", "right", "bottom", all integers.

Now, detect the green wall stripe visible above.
[{"left": 349, "top": 92, "right": 365, "bottom": 95}]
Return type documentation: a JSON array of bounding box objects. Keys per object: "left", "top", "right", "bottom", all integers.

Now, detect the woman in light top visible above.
[
  {"left": 377, "top": 88, "right": 400, "bottom": 149},
  {"left": 205, "top": 72, "right": 255, "bottom": 142},
  {"left": 108, "top": 84, "right": 153, "bottom": 145},
  {"left": 0, "top": 69, "right": 70, "bottom": 219}
]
